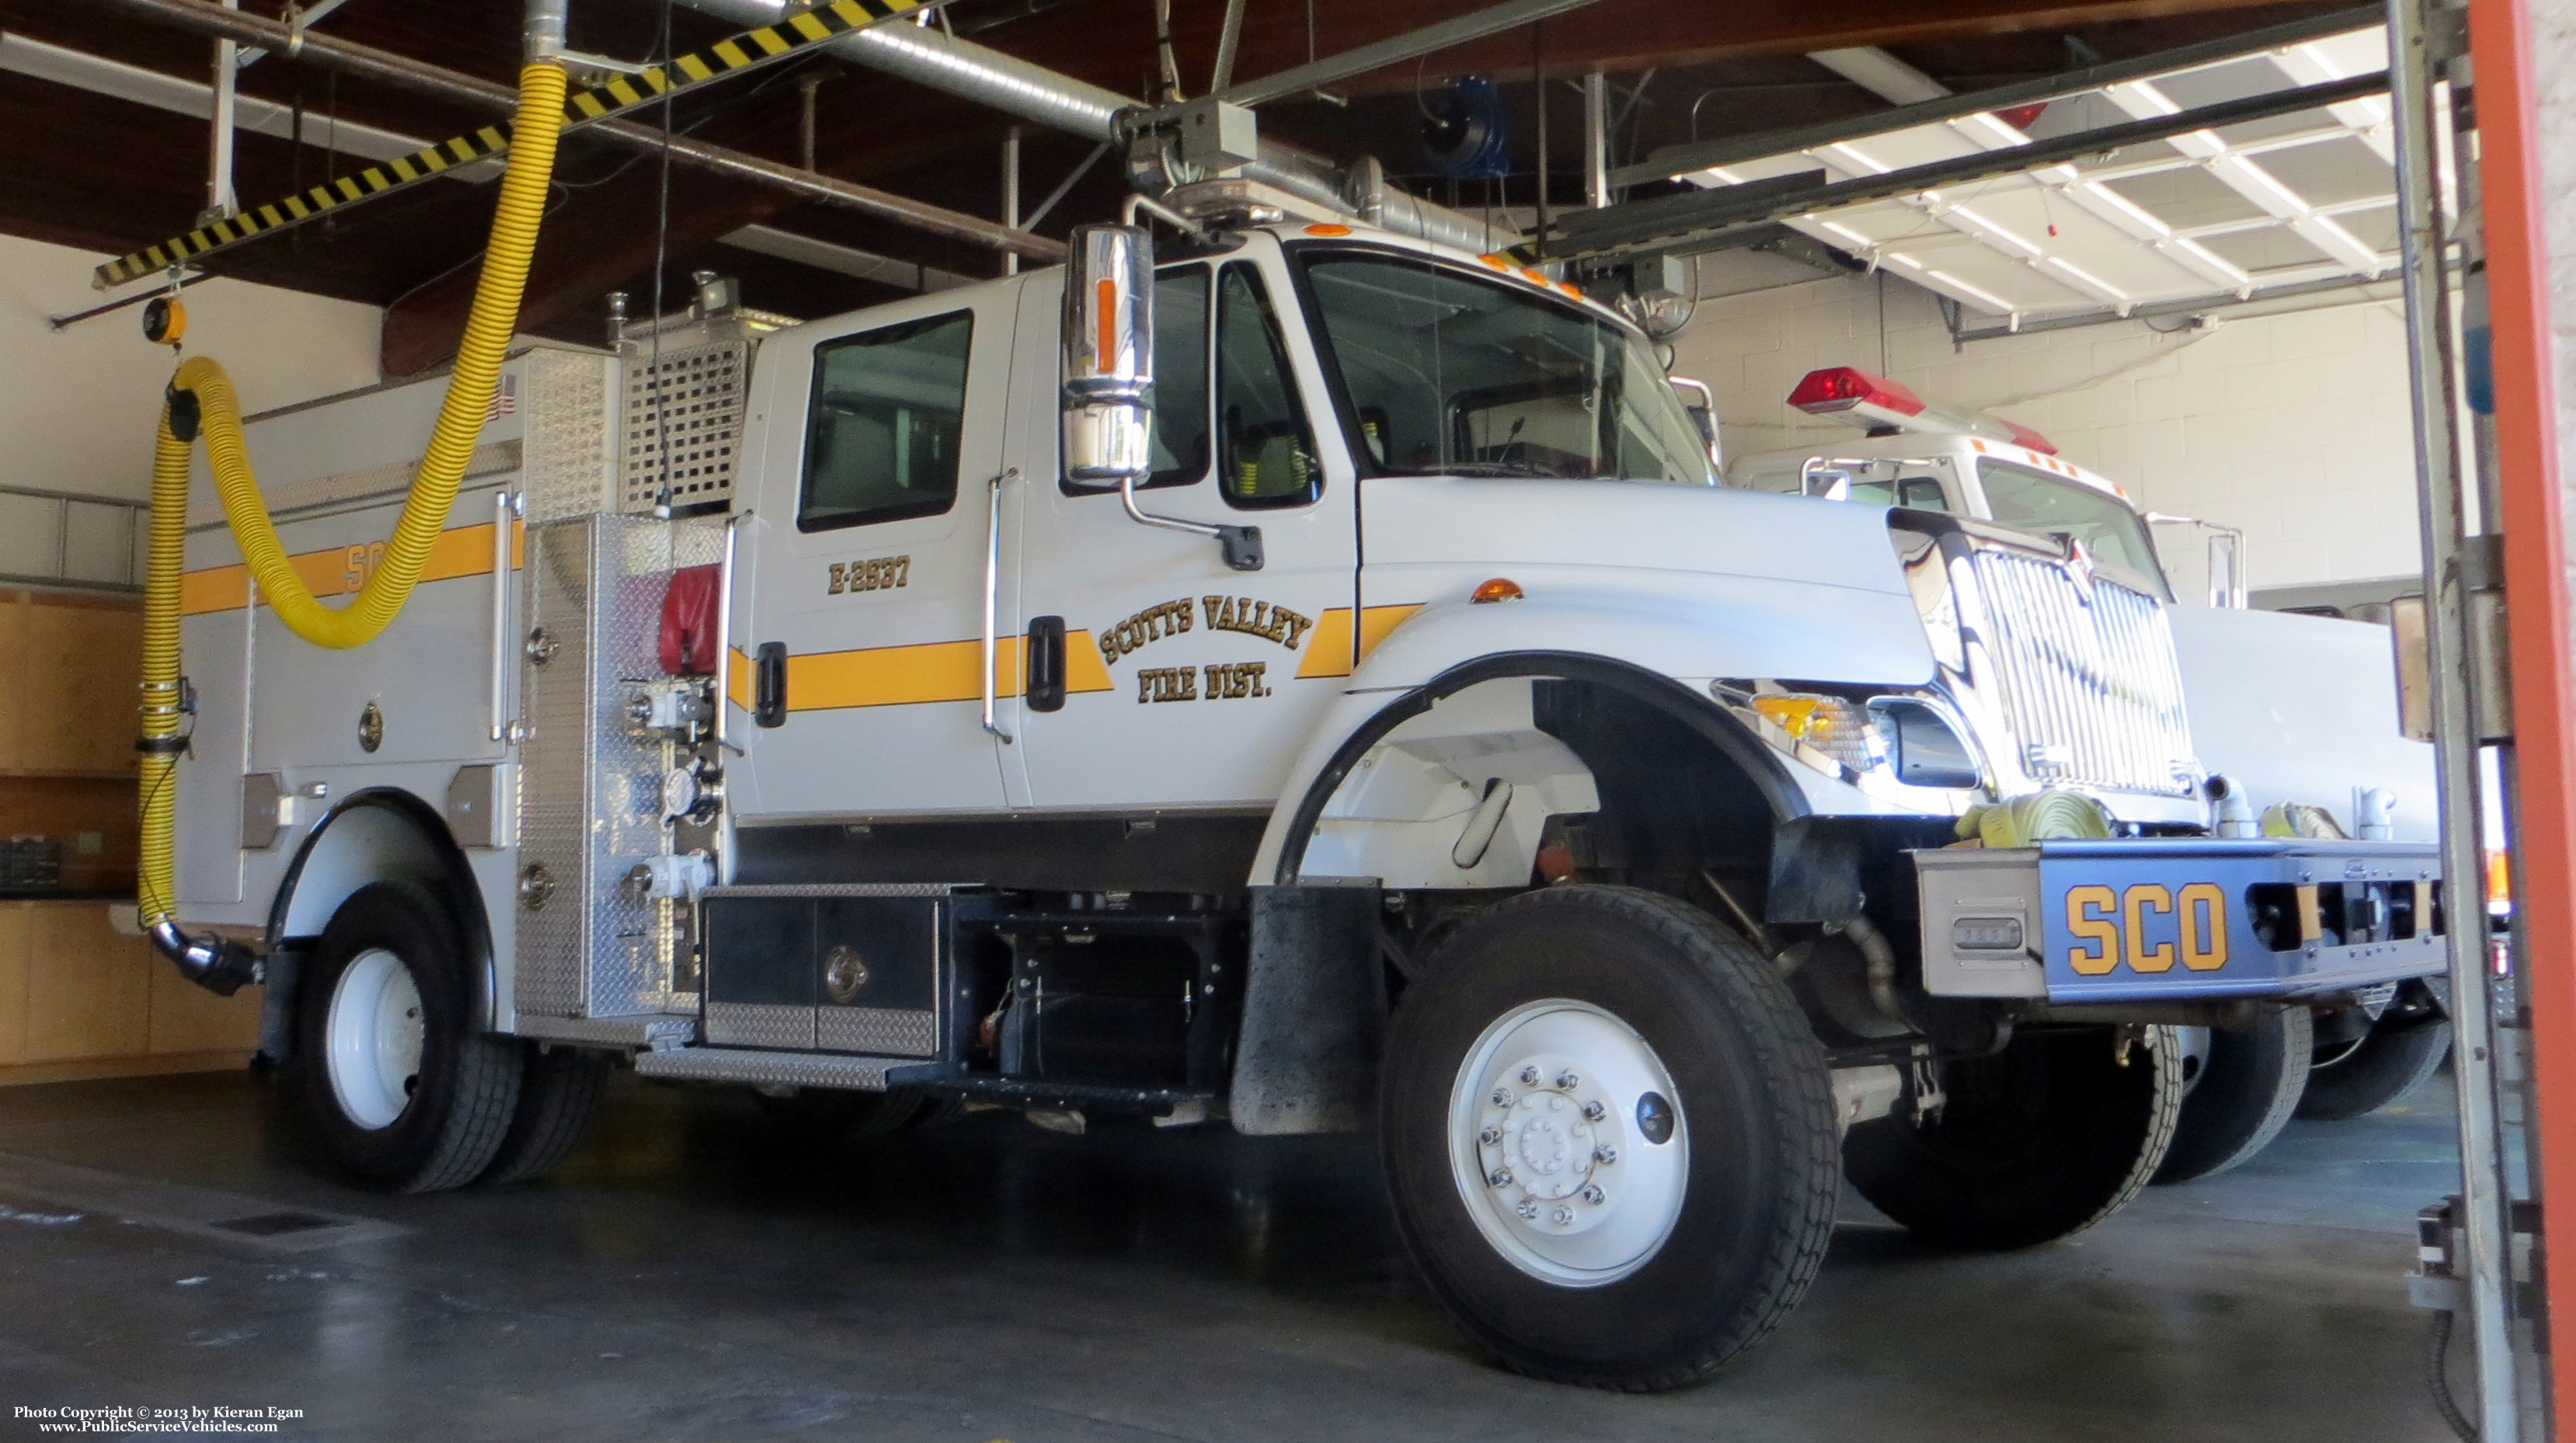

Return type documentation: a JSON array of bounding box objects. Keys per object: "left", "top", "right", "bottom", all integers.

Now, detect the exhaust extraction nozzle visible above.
[{"left": 148, "top": 919, "right": 263, "bottom": 996}]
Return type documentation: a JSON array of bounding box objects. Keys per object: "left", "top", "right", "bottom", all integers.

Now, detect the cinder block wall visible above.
[{"left": 1666, "top": 270, "right": 2424, "bottom": 596}]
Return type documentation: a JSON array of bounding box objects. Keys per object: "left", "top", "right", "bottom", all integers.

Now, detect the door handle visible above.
[
  {"left": 1026, "top": 615, "right": 1067, "bottom": 713},
  {"left": 753, "top": 642, "right": 787, "bottom": 728}
]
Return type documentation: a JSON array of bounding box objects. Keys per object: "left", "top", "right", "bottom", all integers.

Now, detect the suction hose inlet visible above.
[{"left": 139, "top": 60, "right": 568, "bottom": 981}]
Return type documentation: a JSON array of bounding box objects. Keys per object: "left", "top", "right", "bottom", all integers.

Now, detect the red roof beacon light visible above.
[
  {"left": 1790, "top": 364, "right": 2062, "bottom": 454},
  {"left": 1786, "top": 367, "right": 1927, "bottom": 429},
  {"left": 1999, "top": 418, "right": 2059, "bottom": 455}
]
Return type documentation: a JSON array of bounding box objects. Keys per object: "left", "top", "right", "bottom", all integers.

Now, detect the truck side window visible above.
[
  {"left": 1144, "top": 267, "right": 1212, "bottom": 490},
  {"left": 798, "top": 310, "right": 973, "bottom": 533},
  {"left": 1216, "top": 265, "right": 1320, "bottom": 509}
]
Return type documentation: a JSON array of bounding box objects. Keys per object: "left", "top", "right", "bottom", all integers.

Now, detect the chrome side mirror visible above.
[
  {"left": 1668, "top": 375, "right": 1721, "bottom": 472},
  {"left": 1061, "top": 223, "right": 1155, "bottom": 487}
]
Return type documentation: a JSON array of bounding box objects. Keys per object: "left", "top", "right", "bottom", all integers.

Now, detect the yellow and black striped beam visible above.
[{"left": 93, "top": 0, "right": 920, "bottom": 290}]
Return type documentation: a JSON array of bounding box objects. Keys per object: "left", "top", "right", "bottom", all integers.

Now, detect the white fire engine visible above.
[
  {"left": 1730, "top": 365, "right": 2452, "bottom": 1170},
  {"left": 155, "top": 204, "right": 2447, "bottom": 1391}
]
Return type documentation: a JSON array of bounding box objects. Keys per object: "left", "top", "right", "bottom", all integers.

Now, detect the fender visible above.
[
  {"left": 1259, "top": 648, "right": 1812, "bottom": 886},
  {"left": 267, "top": 788, "right": 498, "bottom": 1030}
]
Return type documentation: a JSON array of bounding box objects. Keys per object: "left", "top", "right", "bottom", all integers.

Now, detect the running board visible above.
[{"left": 630, "top": 1047, "right": 947, "bottom": 1091}]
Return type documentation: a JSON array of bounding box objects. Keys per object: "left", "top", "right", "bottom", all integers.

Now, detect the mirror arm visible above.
[{"left": 1121, "top": 471, "right": 1264, "bottom": 571}]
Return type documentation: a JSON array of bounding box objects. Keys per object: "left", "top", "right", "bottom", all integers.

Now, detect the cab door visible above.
[
  {"left": 1005, "top": 237, "right": 1359, "bottom": 811},
  {"left": 733, "top": 287, "right": 1017, "bottom": 820}
]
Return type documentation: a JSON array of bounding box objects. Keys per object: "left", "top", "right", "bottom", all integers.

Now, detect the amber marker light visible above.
[{"left": 1470, "top": 578, "right": 1525, "bottom": 603}]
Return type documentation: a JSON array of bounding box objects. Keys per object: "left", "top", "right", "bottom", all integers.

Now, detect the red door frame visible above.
[{"left": 2465, "top": 0, "right": 2574, "bottom": 1411}]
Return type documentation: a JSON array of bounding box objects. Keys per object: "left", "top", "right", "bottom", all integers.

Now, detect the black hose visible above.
[{"left": 2427, "top": 1310, "right": 2478, "bottom": 1443}]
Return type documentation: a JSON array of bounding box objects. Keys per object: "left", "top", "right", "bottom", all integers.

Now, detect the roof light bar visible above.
[{"left": 1785, "top": 366, "right": 2058, "bottom": 454}]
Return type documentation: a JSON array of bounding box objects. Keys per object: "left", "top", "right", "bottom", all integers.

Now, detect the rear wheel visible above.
[
  {"left": 1380, "top": 885, "right": 1839, "bottom": 1391},
  {"left": 293, "top": 881, "right": 521, "bottom": 1192},
  {"left": 2299, "top": 1001, "right": 2451, "bottom": 1121},
  {"left": 1845, "top": 1025, "right": 2182, "bottom": 1248},
  {"left": 2152, "top": 1005, "right": 2312, "bottom": 1184},
  {"left": 481, "top": 1044, "right": 611, "bottom": 1184},
  {"left": 754, "top": 1086, "right": 945, "bottom": 1145}
]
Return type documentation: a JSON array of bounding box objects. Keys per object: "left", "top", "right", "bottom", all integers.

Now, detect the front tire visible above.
[
  {"left": 1380, "top": 885, "right": 1839, "bottom": 1392},
  {"left": 293, "top": 881, "right": 521, "bottom": 1192},
  {"left": 1845, "top": 1025, "right": 2181, "bottom": 1248}
]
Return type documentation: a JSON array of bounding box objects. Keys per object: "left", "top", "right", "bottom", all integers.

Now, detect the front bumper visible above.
[{"left": 1914, "top": 838, "right": 2445, "bottom": 1004}]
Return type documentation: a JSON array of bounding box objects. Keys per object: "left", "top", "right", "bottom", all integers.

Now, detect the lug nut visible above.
[
  {"left": 1490, "top": 1087, "right": 1513, "bottom": 1107},
  {"left": 1478, "top": 1126, "right": 1501, "bottom": 1146},
  {"left": 1581, "top": 1184, "right": 1606, "bottom": 1205},
  {"left": 1516, "top": 1200, "right": 1540, "bottom": 1220},
  {"left": 1555, "top": 1069, "right": 1579, "bottom": 1090},
  {"left": 1519, "top": 1066, "right": 1542, "bottom": 1087},
  {"left": 1582, "top": 1100, "right": 1606, "bottom": 1121},
  {"left": 1594, "top": 1146, "right": 1617, "bottom": 1166},
  {"left": 1551, "top": 1206, "right": 1575, "bottom": 1226},
  {"left": 1488, "top": 1168, "right": 1513, "bottom": 1188}
]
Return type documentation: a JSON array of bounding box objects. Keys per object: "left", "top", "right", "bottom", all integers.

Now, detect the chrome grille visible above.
[{"left": 1969, "top": 548, "right": 2196, "bottom": 796}]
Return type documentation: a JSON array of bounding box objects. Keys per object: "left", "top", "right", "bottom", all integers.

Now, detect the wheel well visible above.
[
  {"left": 1276, "top": 652, "right": 1812, "bottom": 909},
  {"left": 268, "top": 788, "right": 496, "bottom": 1027}
]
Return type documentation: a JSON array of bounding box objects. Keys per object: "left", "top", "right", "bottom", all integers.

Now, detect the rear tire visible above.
[
  {"left": 2153, "top": 1005, "right": 2311, "bottom": 1184},
  {"left": 1845, "top": 1025, "right": 2181, "bottom": 1248},
  {"left": 1380, "top": 885, "right": 1839, "bottom": 1392},
  {"left": 2298, "top": 1013, "right": 2451, "bottom": 1121},
  {"left": 481, "top": 1044, "right": 610, "bottom": 1184},
  {"left": 754, "top": 1087, "right": 942, "bottom": 1145},
  {"left": 292, "top": 881, "right": 521, "bottom": 1192}
]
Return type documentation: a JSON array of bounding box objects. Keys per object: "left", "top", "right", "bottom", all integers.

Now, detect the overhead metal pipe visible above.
[
  {"left": 673, "top": 0, "right": 1516, "bottom": 252},
  {"left": 204, "top": 0, "right": 238, "bottom": 220},
  {"left": 87, "top": 0, "right": 1062, "bottom": 259}
]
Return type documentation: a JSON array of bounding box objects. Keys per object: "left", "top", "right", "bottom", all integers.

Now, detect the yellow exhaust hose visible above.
[{"left": 139, "top": 61, "right": 567, "bottom": 948}]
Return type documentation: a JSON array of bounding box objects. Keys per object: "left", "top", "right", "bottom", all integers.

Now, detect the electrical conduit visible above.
[{"left": 138, "top": 58, "right": 569, "bottom": 990}]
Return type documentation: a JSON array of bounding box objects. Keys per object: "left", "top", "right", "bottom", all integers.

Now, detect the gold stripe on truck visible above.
[{"left": 180, "top": 520, "right": 522, "bottom": 617}]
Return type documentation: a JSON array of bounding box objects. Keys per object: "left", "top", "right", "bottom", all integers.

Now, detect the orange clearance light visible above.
[
  {"left": 1470, "top": 578, "right": 1525, "bottom": 604},
  {"left": 1305, "top": 223, "right": 1352, "bottom": 236},
  {"left": 1477, "top": 252, "right": 1513, "bottom": 270}
]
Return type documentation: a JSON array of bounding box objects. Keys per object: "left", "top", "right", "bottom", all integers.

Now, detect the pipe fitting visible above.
[
  {"left": 1837, "top": 912, "right": 1904, "bottom": 1026},
  {"left": 522, "top": 0, "right": 569, "bottom": 62},
  {"left": 148, "top": 919, "right": 263, "bottom": 997}
]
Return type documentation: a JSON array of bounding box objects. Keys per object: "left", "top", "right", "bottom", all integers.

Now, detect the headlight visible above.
[
  {"left": 1725, "top": 685, "right": 1984, "bottom": 790},
  {"left": 1748, "top": 693, "right": 1884, "bottom": 774}
]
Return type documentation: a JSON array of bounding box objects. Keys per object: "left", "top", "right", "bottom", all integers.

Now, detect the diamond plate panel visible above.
[
  {"left": 818, "top": 1006, "right": 938, "bottom": 1058},
  {"left": 707, "top": 1001, "right": 819, "bottom": 1050},
  {"left": 514, "top": 513, "right": 726, "bottom": 1020},
  {"left": 631, "top": 1048, "right": 899, "bottom": 1091},
  {"left": 523, "top": 349, "right": 614, "bottom": 523}
]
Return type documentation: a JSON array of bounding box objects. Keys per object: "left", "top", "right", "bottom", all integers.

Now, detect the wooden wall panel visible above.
[
  {"left": 146, "top": 949, "right": 264, "bottom": 1055},
  {"left": 21, "top": 902, "right": 149, "bottom": 1062},
  {"left": 0, "top": 904, "right": 28, "bottom": 1066},
  {"left": 19, "top": 591, "right": 143, "bottom": 777}
]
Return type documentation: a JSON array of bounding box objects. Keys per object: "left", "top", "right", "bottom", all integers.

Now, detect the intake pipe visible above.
[{"left": 673, "top": 0, "right": 1516, "bottom": 253}]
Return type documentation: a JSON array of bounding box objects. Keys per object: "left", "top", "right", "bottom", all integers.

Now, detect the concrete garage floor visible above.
[{"left": 0, "top": 1067, "right": 2464, "bottom": 1442}]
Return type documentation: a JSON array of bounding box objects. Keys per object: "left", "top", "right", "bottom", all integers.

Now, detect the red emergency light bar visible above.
[
  {"left": 1785, "top": 366, "right": 2058, "bottom": 455},
  {"left": 1786, "top": 365, "right": 1925, "bottom": 419}
]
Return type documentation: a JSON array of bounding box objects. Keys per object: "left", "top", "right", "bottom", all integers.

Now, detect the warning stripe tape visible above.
[{"left": 94, "top": 0, "right": 920, "bottom": 290}]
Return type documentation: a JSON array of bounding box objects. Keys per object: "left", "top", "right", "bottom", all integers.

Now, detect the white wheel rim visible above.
[
  {"left": 1448, "top": 998, "right": 1689, "bottom": 1288},
  {"left": 325, "top": 947, "right": 425, "bottom": 1131}
]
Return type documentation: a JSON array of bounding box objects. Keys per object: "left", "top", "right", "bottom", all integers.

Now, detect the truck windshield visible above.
[
  {"left": 1976, "top": 460, "right": 2169, "bottom": 595},
  {"left": 1293, "top": 249, "right": 1711, "bottom": 484}
]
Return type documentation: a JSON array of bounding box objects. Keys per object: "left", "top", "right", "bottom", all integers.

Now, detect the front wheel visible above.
[
  {"left": 2152, "top": 1005, "right": 2311, "bottom": 1184},
  {"left": 292, "top": 881, "right": 522, "bottom": 1191},
  {"left": 1380, "top": 885, "right": 1840, "bottom": 1392}
]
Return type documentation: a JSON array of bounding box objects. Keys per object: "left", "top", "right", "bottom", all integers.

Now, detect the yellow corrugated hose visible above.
[{"left": 138, "top": 61, "right": 568, "bottom": 933}]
